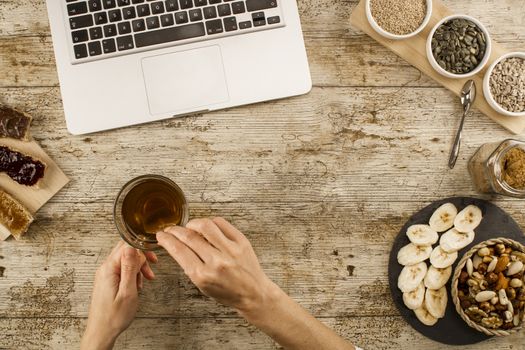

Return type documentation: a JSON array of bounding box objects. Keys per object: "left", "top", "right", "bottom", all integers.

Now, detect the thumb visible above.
[{"left": 118, "top": 247, "right": 142, "bottom": 298}]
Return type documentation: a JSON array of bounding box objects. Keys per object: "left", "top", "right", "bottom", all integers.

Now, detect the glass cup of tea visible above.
[{"left": 114, "top": 174, "right": 189, "bottom": 250}]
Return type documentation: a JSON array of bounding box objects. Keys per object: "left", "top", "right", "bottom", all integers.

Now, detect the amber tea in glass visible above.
[{"left": 114, "top": 175, "right": 189, "bottom": 250}]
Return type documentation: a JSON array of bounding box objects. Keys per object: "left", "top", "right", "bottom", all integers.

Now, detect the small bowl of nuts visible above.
[
  {"left": 427, "top": 15, "right": 492, "bottom": 79},
  {"left": 452, "top": 238, "right": 525, "bottom": 336},
  {"left": 483, "top": 52, "right": 525, "bottom": 118}
]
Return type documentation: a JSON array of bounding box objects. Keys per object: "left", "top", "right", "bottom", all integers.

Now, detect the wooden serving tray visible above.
[
  {"left": 350, "top": 0, "right": 525, "bottom": 134},
  {"left": 0, "top": 137, "right": 69, "bottom": 240}
]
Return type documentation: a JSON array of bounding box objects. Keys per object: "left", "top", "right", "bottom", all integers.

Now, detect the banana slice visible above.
[
  {"left": 425, "top": 287, "right": 448, "bottom": 319},
  {"left": 429, "top": 203, "right": 458, "bottom": 232},
  {"left": 424, "top": 265, "right": 452, "bottom": 290},
  {"left": 414, "top": 305, "right": 439, "bottom": 326},
  {"left": 439, "top": 228, "right": 475, "bottom": 253},
  {"left": 454, "top": 205, "right": 482, "bottom": 233},
  {"left": 430, "top": 245, "right": 458, "bottom": 269},
  {"left": 406, "top": 224, "right": 438, "bottom": 246},
  {"left": 397, "top": 243, "right": 432, "bottom": 266},
  {"left": 403, "top": 282, "right": 425, "bottom": 310},
  {"left": 398, "top": 262, "right": 428, "bottom": 293}
]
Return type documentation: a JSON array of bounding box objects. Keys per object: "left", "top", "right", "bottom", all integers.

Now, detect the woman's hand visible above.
[
  {"left": 80, "top": 242, "right": 157, "bottom": 350},
  {"left": 156, "top": 217, "right": 276, "bottom": 317},
  {"left": 157, "top": 218, "right": 357, "bottom": 350}
]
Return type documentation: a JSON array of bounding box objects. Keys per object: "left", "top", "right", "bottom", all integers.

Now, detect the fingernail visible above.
[{"left": 124, "top": 246, "right": 136, "bottom": 258}]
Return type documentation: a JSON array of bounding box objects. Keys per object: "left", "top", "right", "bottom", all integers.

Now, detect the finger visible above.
[
  {"left": 141, "top": 261, "right": 156, "bottom": 280},
  {"left": 137, "top": 272, "right": 144, "bottom": 291},
  {"left": 212, "top": 217, "right": 248, "bottom": 243},
  {"left": 186, "top": 218, "right": 234, "bottom": 252},
  {"left": 157, "top": 231, "right": 203, "bottom": 274},
  {"left": 163, "top": 226, "right": 218, "bottom": 263},
  {"left": 118, "top": 247, "right": 144, "bottom": 298},
  {"left": 144, "top": 251, "right": 158, "bottom": 264},
  {"left": 106, "top": 241, "right": 125, "bottom": 263}
]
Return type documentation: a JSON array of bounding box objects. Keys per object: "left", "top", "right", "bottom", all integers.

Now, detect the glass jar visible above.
[
  {"left": 114, "top": 175, "right": 189, "bottom": 250},
  {"left": 468, "top": 139, "right": 525, "bottom": 197}
]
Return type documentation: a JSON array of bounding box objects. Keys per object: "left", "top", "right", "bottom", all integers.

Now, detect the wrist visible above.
[
  {"left": 238, "top": 279, "right": 287, "bottom": 327},
  {"left": 81, "top": 326, "right": 118, "bottom": 350}
]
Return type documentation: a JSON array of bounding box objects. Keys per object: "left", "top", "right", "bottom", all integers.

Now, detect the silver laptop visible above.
[{"left": 46, "top": 0, "right": 311, "bottom": 135}]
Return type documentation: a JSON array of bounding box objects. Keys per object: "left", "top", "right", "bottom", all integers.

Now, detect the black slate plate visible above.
[{"left": 388, "top": 197, "right": 525, "bottom": 345}]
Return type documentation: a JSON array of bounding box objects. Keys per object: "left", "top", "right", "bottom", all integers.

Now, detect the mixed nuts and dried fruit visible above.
[
  {"left": 398, "top": 203, "right": 482, "bottom": 326},
  {"left": 457, "top": 243, "right": 525, "bottom": 330},
  {"left": 489, "top": 57, "right": 525, "bottom": 113},
  {"left": 370, "top": 0, "right": 427, "bottom": 36},
  {"left": 431, "top": 18, "right": 487, "bottom": 75}
]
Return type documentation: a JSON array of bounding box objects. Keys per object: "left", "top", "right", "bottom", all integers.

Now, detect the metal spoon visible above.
[{"left": 449, "top": 80, "right": 476, "bottom": 169}]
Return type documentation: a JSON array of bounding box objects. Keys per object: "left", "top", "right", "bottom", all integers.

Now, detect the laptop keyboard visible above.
[{"left": 65, "top": 0, "right": 284, "bottom": 63}]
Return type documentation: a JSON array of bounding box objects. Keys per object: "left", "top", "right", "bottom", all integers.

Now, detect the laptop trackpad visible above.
[{"left": 142, "top": 46, "right": 229, "bottom": 116}]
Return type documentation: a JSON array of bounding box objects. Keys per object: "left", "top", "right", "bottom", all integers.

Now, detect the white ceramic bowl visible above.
[
  {"left": 365, "top": 0, "right": 432, "bottom": 40},
  {"left": 483, "top": 52, "right": 525, "bottom": 117},
  {"left": 426, "top": 15, "right": 492, "bottom": 79}
]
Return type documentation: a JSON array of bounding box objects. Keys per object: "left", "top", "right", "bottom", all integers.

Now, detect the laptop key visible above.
[
  {"left": 117, "top": 35, "right": 135, "bottom": 50},
  {"left": 132, "top": 18, "right": 146, "bottom": 31},
  {"left": 246, "top": 0, "right": 276, "bottom": 12},
  {"left": 165, "top": 0, "right": 179, "bottom": 11},
  {"left": 103, "top": 0, "right": 116, "bottom": 9},
  {"left": 88, "top": 41, "right": 103, "bottom": 56},
  {"left": 217, "top": 4, "right": 230, "bottom": 16},
  {"left": 208, "top": 0, "right": 221, "bottom": 3},
  {"left": 134, "top": 22, "right": 205, "bottom": 47},
  {"left": 205, "top": 19, "right": 223, "bottom": 34},
  {"left": 72, "top": 29, "right": 89, "bottom": 43},
  {"left": 179, "top": 0, "right": 193, "bottom": 9},
  {"left": 189, "top": 9, "right": 202, "bottom": 21},
  {"left": 103, "top": 23, "right": 118, "bottom": 36},
  {"left": 122, "top": 6, "right": 136, "bottom": 19},
  {"left": 239, "top": 20, "right": 251, "bottom": 29},
  {"left": 88, "top": 0, "right": 102, "bottom": 11},
  {"left": 109, "top": 9, "right": 122, "bottom": 22},
  {"left": 223, "top": 16, "right": 237, "bottom": 32},
  {"left": 132, "top": 0, "right": 145, "bottom": 3},
  {"left": 194, "top": 0, "right": 207, "bottom": 6},
  {"left": 146, "top": 16, "right": 160, "bottom": 29},
  {"left": 118, "top": 21, "right": 132, "bottom": 34},
  {"left": 94, "top": 12, "right": 108, "bottom": 24},
  {"left": 117, "top": 0, "right": 131, "bottom": 6},
  {"left": 160, "top": 13, "right": 174, "bottom": 26},
  {"left": 151, "top": 1, "right": 165, "bottom": 14},
  {"left": 267, "top": 15, "right": 279, "bottom": 24},
  {"left": 203, "top": 6, "right": 216, "bottom": 19},
  {"left": 137, "top": 4, "right": 151, "bottom": 16},
  {"left": 102, "top": 38, "right": 117, "bottom": 53},
  {"left": 252, "top": 11, "right": 265, "bottom": 27},
  {"left": 231, "top": 1, "right": 245, "bottom": 14},
  {"left": 74, "top": 43, "right": 88, "bottom": 59},
  {"left": 175, "top": 11, "right": 188, "bottom": 24},
  {"left": 70, "top": 14, "right": 94, "bottom": 29},
  {"left": 89, "top": 27, "right": 103, "bottom": 39},
  {"left": 68, "top": 2, "right": 88, "bottom": 16}
]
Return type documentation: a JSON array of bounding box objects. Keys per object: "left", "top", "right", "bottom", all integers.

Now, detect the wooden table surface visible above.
[{"left": 0, "top": 0, "right": 524, "bottom": 349}]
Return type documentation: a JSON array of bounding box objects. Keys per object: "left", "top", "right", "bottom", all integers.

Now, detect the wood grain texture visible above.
[
  {"left": 0, "top": 0, "right": 525, "bottom": 349},
  {"left": 0, "top": 316, "right": 523, "bottom": 350},
  {"left": 350, "top": 0, "right": 525, "bottom": 134}
]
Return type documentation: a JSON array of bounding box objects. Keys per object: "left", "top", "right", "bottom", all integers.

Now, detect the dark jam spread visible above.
[{"left": 0, "top": 146, "right": 45, "bottom": 186}]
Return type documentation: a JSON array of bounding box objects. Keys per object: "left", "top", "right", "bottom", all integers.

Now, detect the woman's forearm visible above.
[{"left": 241, "top": 281, "right": 356, "bottom": 350}]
